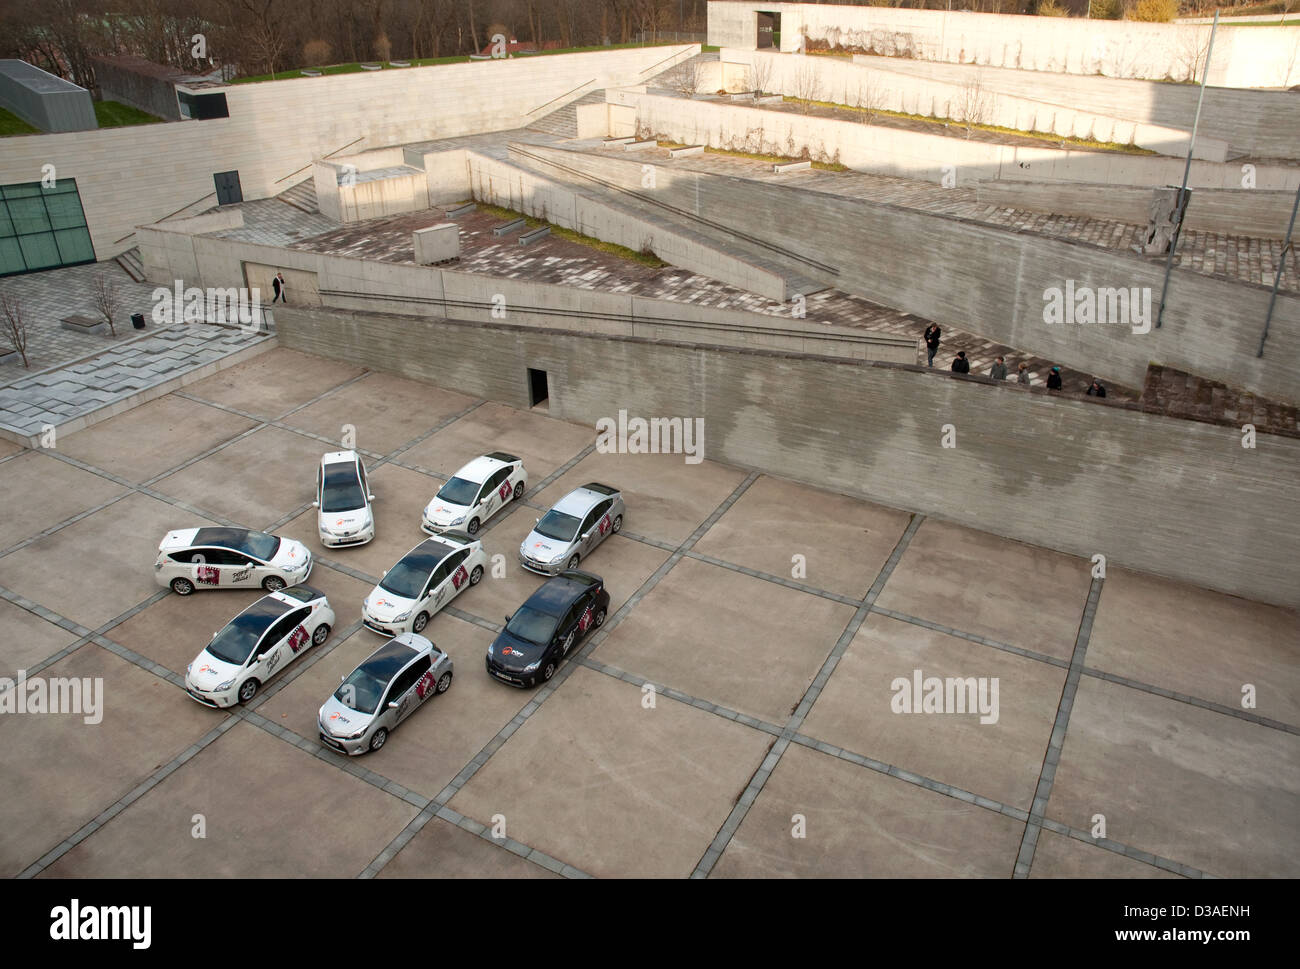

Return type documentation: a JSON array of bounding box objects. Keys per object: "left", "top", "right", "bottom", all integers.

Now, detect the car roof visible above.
[
  {"left": 395, "top": 538, "right": 460, "bottom": 574},
  {"left": 522, "top": 572, "right": 598, "bottom": 616},
  {"left": 454, "top": 453, "right": 513, "bottom": 484},
  {"left": 275, "top": 584, "right": 325, "bottom": 604},
  {"left": 232, "top": 593, "right": 294, "bottom": 628},
  {"left": 190, "top": 526, "right": 264, "bottom": 551},
  {"left": 355, "top": 636, "right": 421, "bottom": 680},
  {"left": 552, "top": 483, "right": 618, "bottom": 517}
]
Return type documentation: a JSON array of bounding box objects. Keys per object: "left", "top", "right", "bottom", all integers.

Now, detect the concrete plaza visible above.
[{"left": 0, "top": 347, "right": 1295, "bottom": 878}]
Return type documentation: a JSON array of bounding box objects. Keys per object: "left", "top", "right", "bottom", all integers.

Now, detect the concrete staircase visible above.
[
  {"left": 114, "top": 247, "right": 146, "bottom": 283},
  {"left": 526, "top": 88, "right": 609, "bottom": 139},
  {"left": 278, "top": 179, "right": 319, "bottom": 214}
]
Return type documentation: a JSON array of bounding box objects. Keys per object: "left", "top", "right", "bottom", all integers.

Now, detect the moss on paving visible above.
[{"left": 475, "top": 202, "right": 669, "bottom": 268}]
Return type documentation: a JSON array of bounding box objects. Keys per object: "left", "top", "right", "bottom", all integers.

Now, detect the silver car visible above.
[
  {"left": 519, "top": 483, "right": 625, "bottom": 575},
  {"left": 318, "top": 633, "right": 452, "bottom": 755}
]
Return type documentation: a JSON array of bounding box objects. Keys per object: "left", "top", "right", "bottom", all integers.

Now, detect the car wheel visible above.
[
  {"left": 593, "top": 608, "right": 607, "bottom": 629},
  {"left": 170, "top": 577, "right": 195, "bottom": 596},
  {"left": 542, "top": 661, "right": 556, "bottom": 682},
  {"left": 567, "top": 554, "right": 580, "bottom": 571},
  {"left": 612, "top": 515, "right": 623, "bottom": 534},
  {"left": 412, "top": 612, "right": 429, "bottom": 633},
  {"left": 469, "top": 565, "right": 484, "bottom": 586},
  {"left": 513, "top": 481, "right": 525, "bottom": 501},
  {"left": 466, "top": 517, "right": 481, "bottom": 536},
  {"left": 238, "top": 679, "right": 260, "bottom": 704},
  {"left": 262, "top": 575, "right": 286, "bottom": 592},
  {"left": 436, "top": 671, "right": 452, "bottom": 694},
  {"left": 312, "top": 623, "right": 330, "bottom": 647},
  {"left": 561, "top": 631, "right": 575, "bottom": 656},
  {"left": 369, "top": 728, "right": 387, "bottom": 752}
]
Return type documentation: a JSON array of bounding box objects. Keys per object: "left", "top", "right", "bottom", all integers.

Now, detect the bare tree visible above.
[
  {"left": 750, "top": 54, "right": 773, "bottom": 96},
  {"left": 791, "top": 57, "right": 825, "bottom": 114},
  {"left": 853, "top": 74, "right": 887, "bottom": 123},
  {"left": 92, "top": 271, "right": 121, "bottom": 337},
  {"left": 955, "top": 76, "right": 994, "bottom": 139},
  {"left": 0, "top": 290, "right": 30, "bottom": 368}
]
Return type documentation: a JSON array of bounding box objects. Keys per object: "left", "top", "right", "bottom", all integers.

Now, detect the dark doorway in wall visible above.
[
  {"left": 527, "top": 368, "right": 549, "bottom": 410},
  {"left": 757, "top": 12, "right": 780, "bottom": 49},
  {"left": 214, "top": 170, "right": 242, "bottom": 205}
]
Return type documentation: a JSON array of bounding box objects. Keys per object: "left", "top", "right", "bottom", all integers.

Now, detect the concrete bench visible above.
[
  {"left": 730, "top": 92, "right": 756, "bottom": 101},
  {"left": 601, "top": 137, "right": 634, "bottom": 148},
  {"left": 60, "top": 314, "right": 108, "bottom": 335},
  {"left": 389, "top": 61, "right": 410, "bottom": 67},
  {"left": 623, "top": 140, "right": 657, "bottom": 150},
  {"left": 492, "top": 218, "right": 528, "bottom": 237},
  {"left": 359, "top": 63, "right": 382, "bottom": 71},
  {"left": 668, "top": 145, "right": 705, "bottom": 158},
  {"left": 773, "top": 160, "right": 812, "bottom": 174},
  {"left": 755, "top": 94, "right": 784, "bottom": 105},
  {"left": 300, "top": 69, "right": 322, "bottom": 77},
  {"left": 518, "top": 226, "right": 550, "bottom": 246},
  {"left": 445, "top": 202, "right": 476, "bottom": 218}
]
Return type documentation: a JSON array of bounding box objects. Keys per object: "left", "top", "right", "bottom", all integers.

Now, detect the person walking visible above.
[
  {"left": 989, "top": 356, "right": 1008, "bottom": 380},
  {"left": 1087, "top": 378, "right": 1107, "bottom": 398},
  {"left": 1016, "top": 362, "right": 1030, "bottom": 385},
  {"left": 272, "top": 272, "right": 287, "bottom": 304},
  {"left": 923, "top": 323, "right": 941, "bottom": 367},
  {"left": 951, "top": 351, "right": 970, "bottom": 374},
  {"left": 1046, "top": 366, "right": 1063, "bottom": 391}
]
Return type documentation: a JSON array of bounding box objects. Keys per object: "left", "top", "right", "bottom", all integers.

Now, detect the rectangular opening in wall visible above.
[
  {"left": 178, "top": 91, "right": 229, "bottom": 120},
  {"left": 0, "top": 178, "right": 96, "bottom": 277},
  {"left": 758, "top": 12, "right": 779, "bottom": 49},
  {"left": 214, "top": 171, "right": 242, "bottom": 205},
  {"left": 527, "top": 368, "right": 549, "bottom": 410}
]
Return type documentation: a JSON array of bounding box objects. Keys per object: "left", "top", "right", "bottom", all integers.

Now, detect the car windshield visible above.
[
  {"left": 207, "top": 600, "right": 284, "bottom": 665},
  {"left": 534, "top": 510, "right": 581, "bottom": 543},
  {"left": 379, "top": 559, "right": 433, "bottom": 600},
  {"left": 436, "top": 476, "right": 480, "bottom": 506},
  {"left": 336, "top": 668, "right": 386, "bottom": 715},
  {"left": 321, "top": 462, "right": 365, "bottom": 513},
  {"left": 504, "top": 605, "right": 559, "bottom": 645}
]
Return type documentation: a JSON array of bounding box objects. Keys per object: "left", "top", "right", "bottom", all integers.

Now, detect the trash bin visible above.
[{"left": 131, "top": 313, "right": 146, "bottom": 330}]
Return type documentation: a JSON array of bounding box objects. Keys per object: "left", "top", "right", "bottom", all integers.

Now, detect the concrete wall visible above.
[
  {"left": 90, "top": 57, "right": 181, "bottom": 121},
  {"left": 723, "top": 49, "right": 1228, "bottom": 161},
  {"left": 707, "top": 2, "right": 1300, "bottom": 87},
  {"left": 133, "top": 223, "right": 913, "bottom": 362},
  {"left": 0, "top": 45, "right": 697, "bottom": 259},
  {"left": 975, "top": 181, "right": 1300, "bottom": 240},
  {"left": 516, "top": 144, "right": 1300, "bottom": 405},
  {"left": 855, "top": 55, "right": 1300, "bottom": 161},
  {"left": 273, "top": 303, "right": 1300, "bottom": 610},
  {"left": 630, "top": 92, "right": 1300, "bottom": 191},
  {"left": 0, "top": 60, "right": 96, "bottom": 133}
]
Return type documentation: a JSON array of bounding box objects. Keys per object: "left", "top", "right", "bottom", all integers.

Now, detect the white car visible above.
[
  {"left": 184, "top": 585, "right": 335, "bottom": 707},
  {"left": 362, "top": 536, "right": 488, "bottom": 636},
  {"left": 421, "top": 452, "right": 527, "bottom": 537},
  {"left": 155, "top": 527, "right": 312, "bottom": 596},
  {"left": 315, "top": 450, "right": 375, "bottom": 548}
]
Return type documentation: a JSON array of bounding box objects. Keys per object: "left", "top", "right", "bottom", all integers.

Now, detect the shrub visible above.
[
  {"left": 373, "top": 32, "right": 392, "bottom": 62},
  {"left": 1130, "top": 0, "right": 1179, "bottom": 21},
  {"left": 303, "top": 39, "right": 332, "bottom": 66},
  {"left": 1089, "top": 0, "right": 1123, "bottom": 18},
  {"left": 1037, "top": 0, "right": 1069, "bottom": 15}
]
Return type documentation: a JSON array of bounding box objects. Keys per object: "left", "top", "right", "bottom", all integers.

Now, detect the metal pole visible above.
[
  {"left": 1258, "top": 183, "right": 1300, "bottom": 357},
  {"left": 1155, "top": 10, "right": 1218, "bottom": 329}
]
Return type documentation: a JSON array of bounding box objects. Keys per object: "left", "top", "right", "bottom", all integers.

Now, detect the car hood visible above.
[
  {"left": 187, "top": 650, "right": 241, "bottom": 688},
  {"left": 270, "top": 539, "right": 311, "bottom": 568},
  {"left": 319, "top": 694, "right": 376, "bottom": 737},
  {"left": 490, "top": 630, "right": 547, "bottom": 671},
  {"left": 320, "top": 508, "right": 370, "bottom": 532},
  {"left": 364, "top": 588, "right": 417, "bottom": 622},
  {"left": 521, "top": 530, "right": 571, "bottom": 561},
  {"left": 423, "top": 499, "right": 470, "bottom": 523}
]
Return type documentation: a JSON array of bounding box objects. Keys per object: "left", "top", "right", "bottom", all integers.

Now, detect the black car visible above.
[{"left": 486, "top": 570, "right": 609, "bottom": 687}]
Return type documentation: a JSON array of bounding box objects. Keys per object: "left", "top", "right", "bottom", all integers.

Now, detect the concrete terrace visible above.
[{"left": 0, "top": 348, "right": 1295, "bottom": 878}]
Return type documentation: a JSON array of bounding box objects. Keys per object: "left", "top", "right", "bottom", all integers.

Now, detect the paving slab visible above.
[
  {"left": 449, "top": 665, "right": 772, "bottom": 878},
  {"left": 533, "top": 448, "right": 748, "bottom": 547},
  {"left": 876, "top": 517, "right": 1092, "bottom": 660},
  {"left": 55, "top": 394, "right": 257, "bottom": 483},
  {"left": 279, "top": 371, "right": 477, "bottom": 455},
  {"left": 1087, "top": 567, "right": 1300, "bottom": 727},
  {"left": 0, "top": 492, "right": 217, "bottom": 630},
  {"left": 400, "top": 401, "right": 591, "bottom": 482},
  {"left": 694, "top": 473, "right": 912, "bottom": 598},
  {"left": 801, "top": 613, "right": 1065, "bottom": 811},
  {"left": 182, "top": 347, "right": 365, "bottom": 420},
  {"left": 378, "top": 816, "right": 558, "bottom": 878},
  {"left": 41, "top": 720, "right": 418, "bottom": 877},
  {"left": 0, "top": 644, "right": 215, "bottom": 877},
  {"left": 1028, "top": 829, "right": 1182, "bottom": 879},
  {"left": 259, "top": 618, "right": 529, "bottom": 799},
  {"left": 1046, "top": 676, "right": 1300, "bottom": 877},
  {"left": 592, "top": 557, "right": 856, "bottom": 725},
  {"left": 0, "top": 450, "right": 127, "bottom": 550},
  {"left": 713, "top": 742, "right": 1023, "bottom": 877},
  {"left": 0, "top": 598, "right": 83, "bottom": 680},
  {"left": 152, "top": 423, "right": 325, "bottom": 528}
]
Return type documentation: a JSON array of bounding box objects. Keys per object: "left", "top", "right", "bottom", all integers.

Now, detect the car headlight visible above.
[
  {"left": 450, "top": 515, "right": 466, "bottom": 526},
  {"left": 487, "top": 643, "right": 494, "bottom": 656},
  {"left": 216, "top": 678, "right": 236, "bottom": 691},
  {"left": 523, "top": 661, "right": 540, "bottom": 673},
  {"left": 550, "top": 551, "right": 569, "bottom": 563},
  {"left": 392, "top": 611, "right": 412, "bottom": 623},
  {"left": 186, "top": 663, "right": 192, "bottom": 674},
  {"left": 347, "top": 729, "right": 366, "bottom": 740}
]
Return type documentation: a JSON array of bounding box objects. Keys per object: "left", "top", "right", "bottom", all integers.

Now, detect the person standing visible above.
[
  {"left": 951, "top": 351, "right": 970, "bottom": 374},
  {"left": 923, "top": 323, "right": 941, "bottom": 367},
  {"left": 989, "top": 356, "right": 1008, "bottom": 380},
  {"left": 1046, "top": 366, "right": 1062, "bottom": 391},
  {"left": 1087, "top": 378, "right": 1107, "bottom": 398},
  {"left": 272, "top": 272, "right": 287, "bottom": 304},
  {"left": 1016, "top": 362, "right": 1030, "bottom": 385}
]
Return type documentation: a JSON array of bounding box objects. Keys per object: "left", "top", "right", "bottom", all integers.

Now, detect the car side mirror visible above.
[
  {"left": 504, "top": 613, "right": 512, "bottom": 623},
  {"left": 367, "top": 494, "right": 375, "bottom": 501},
  {"left": 387, "top": 700, "right": 400, "bottom": 709},
  {"left": 340, "top": 675, "right": 347, "bottom": 683},
  {"left": 312, "top": 500, "right": 319, "bottom": 507},
  {"left": 535, "top": 518, "right": 541, "bottom": 524},
  {"left": 381, "top": 569, "right": 387, "bottom": 577}
]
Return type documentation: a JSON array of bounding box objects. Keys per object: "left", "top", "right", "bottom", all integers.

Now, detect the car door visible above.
[
  {"left": 410, "top": 655, "right": 440, "bottom": 712},
  {"left": 279, "top": 606, "right": 314, "bottom": 658},
  {"left": 226, "top": 550, "right": 264, "bottom": 588},
  {"left": 476, "top": 470, "right": 503, "bottom": 522},
  {"left": 422, "top": 559, "right": 450, "bottom": 613},
  {"left": 249, "top": 611, "right": 295, "bottom": 682},
  {"left": 441, "top": 549, "right": 472, "bottom": 605},
  {"left": 385, "top": 658, "right": 430, "bottom": 726},
  {"left": 556, "top": 599, "right": 585, "bottom": 657},
  {"left": 188, "top": 547, "right": 225, "bottom": 589},
  {"left": 587, "top": 500, "right": 614, "bottom": 553},
  {"left": 357, "top": 458, "right": 372, "bottom": 505}
]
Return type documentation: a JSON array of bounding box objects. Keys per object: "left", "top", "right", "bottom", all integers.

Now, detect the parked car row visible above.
[{"left": 156, "top": 446, "right": 628, "bottom": 755}]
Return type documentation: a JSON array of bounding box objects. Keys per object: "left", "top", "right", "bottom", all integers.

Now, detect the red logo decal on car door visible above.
[
  {"left": 450, "top": 565, "right": 469, "bottom": 590},
  {"left": 597, "top": 514, "right": 612, "bottom": 536},
  {"left": 196, "top": 565, "right": 219, "bottom": 585},
  {"left": 577, "top": 607, "right": 594, "bottom": 633},
  {"left": 499, "top": 481, "right": 512, "bottom": 501},
  {"left": 415, "top": 671, "right": 436, "bottom": 699},
  {"left": 287, "top": 625, "right": 309, "bottom": 653}
]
